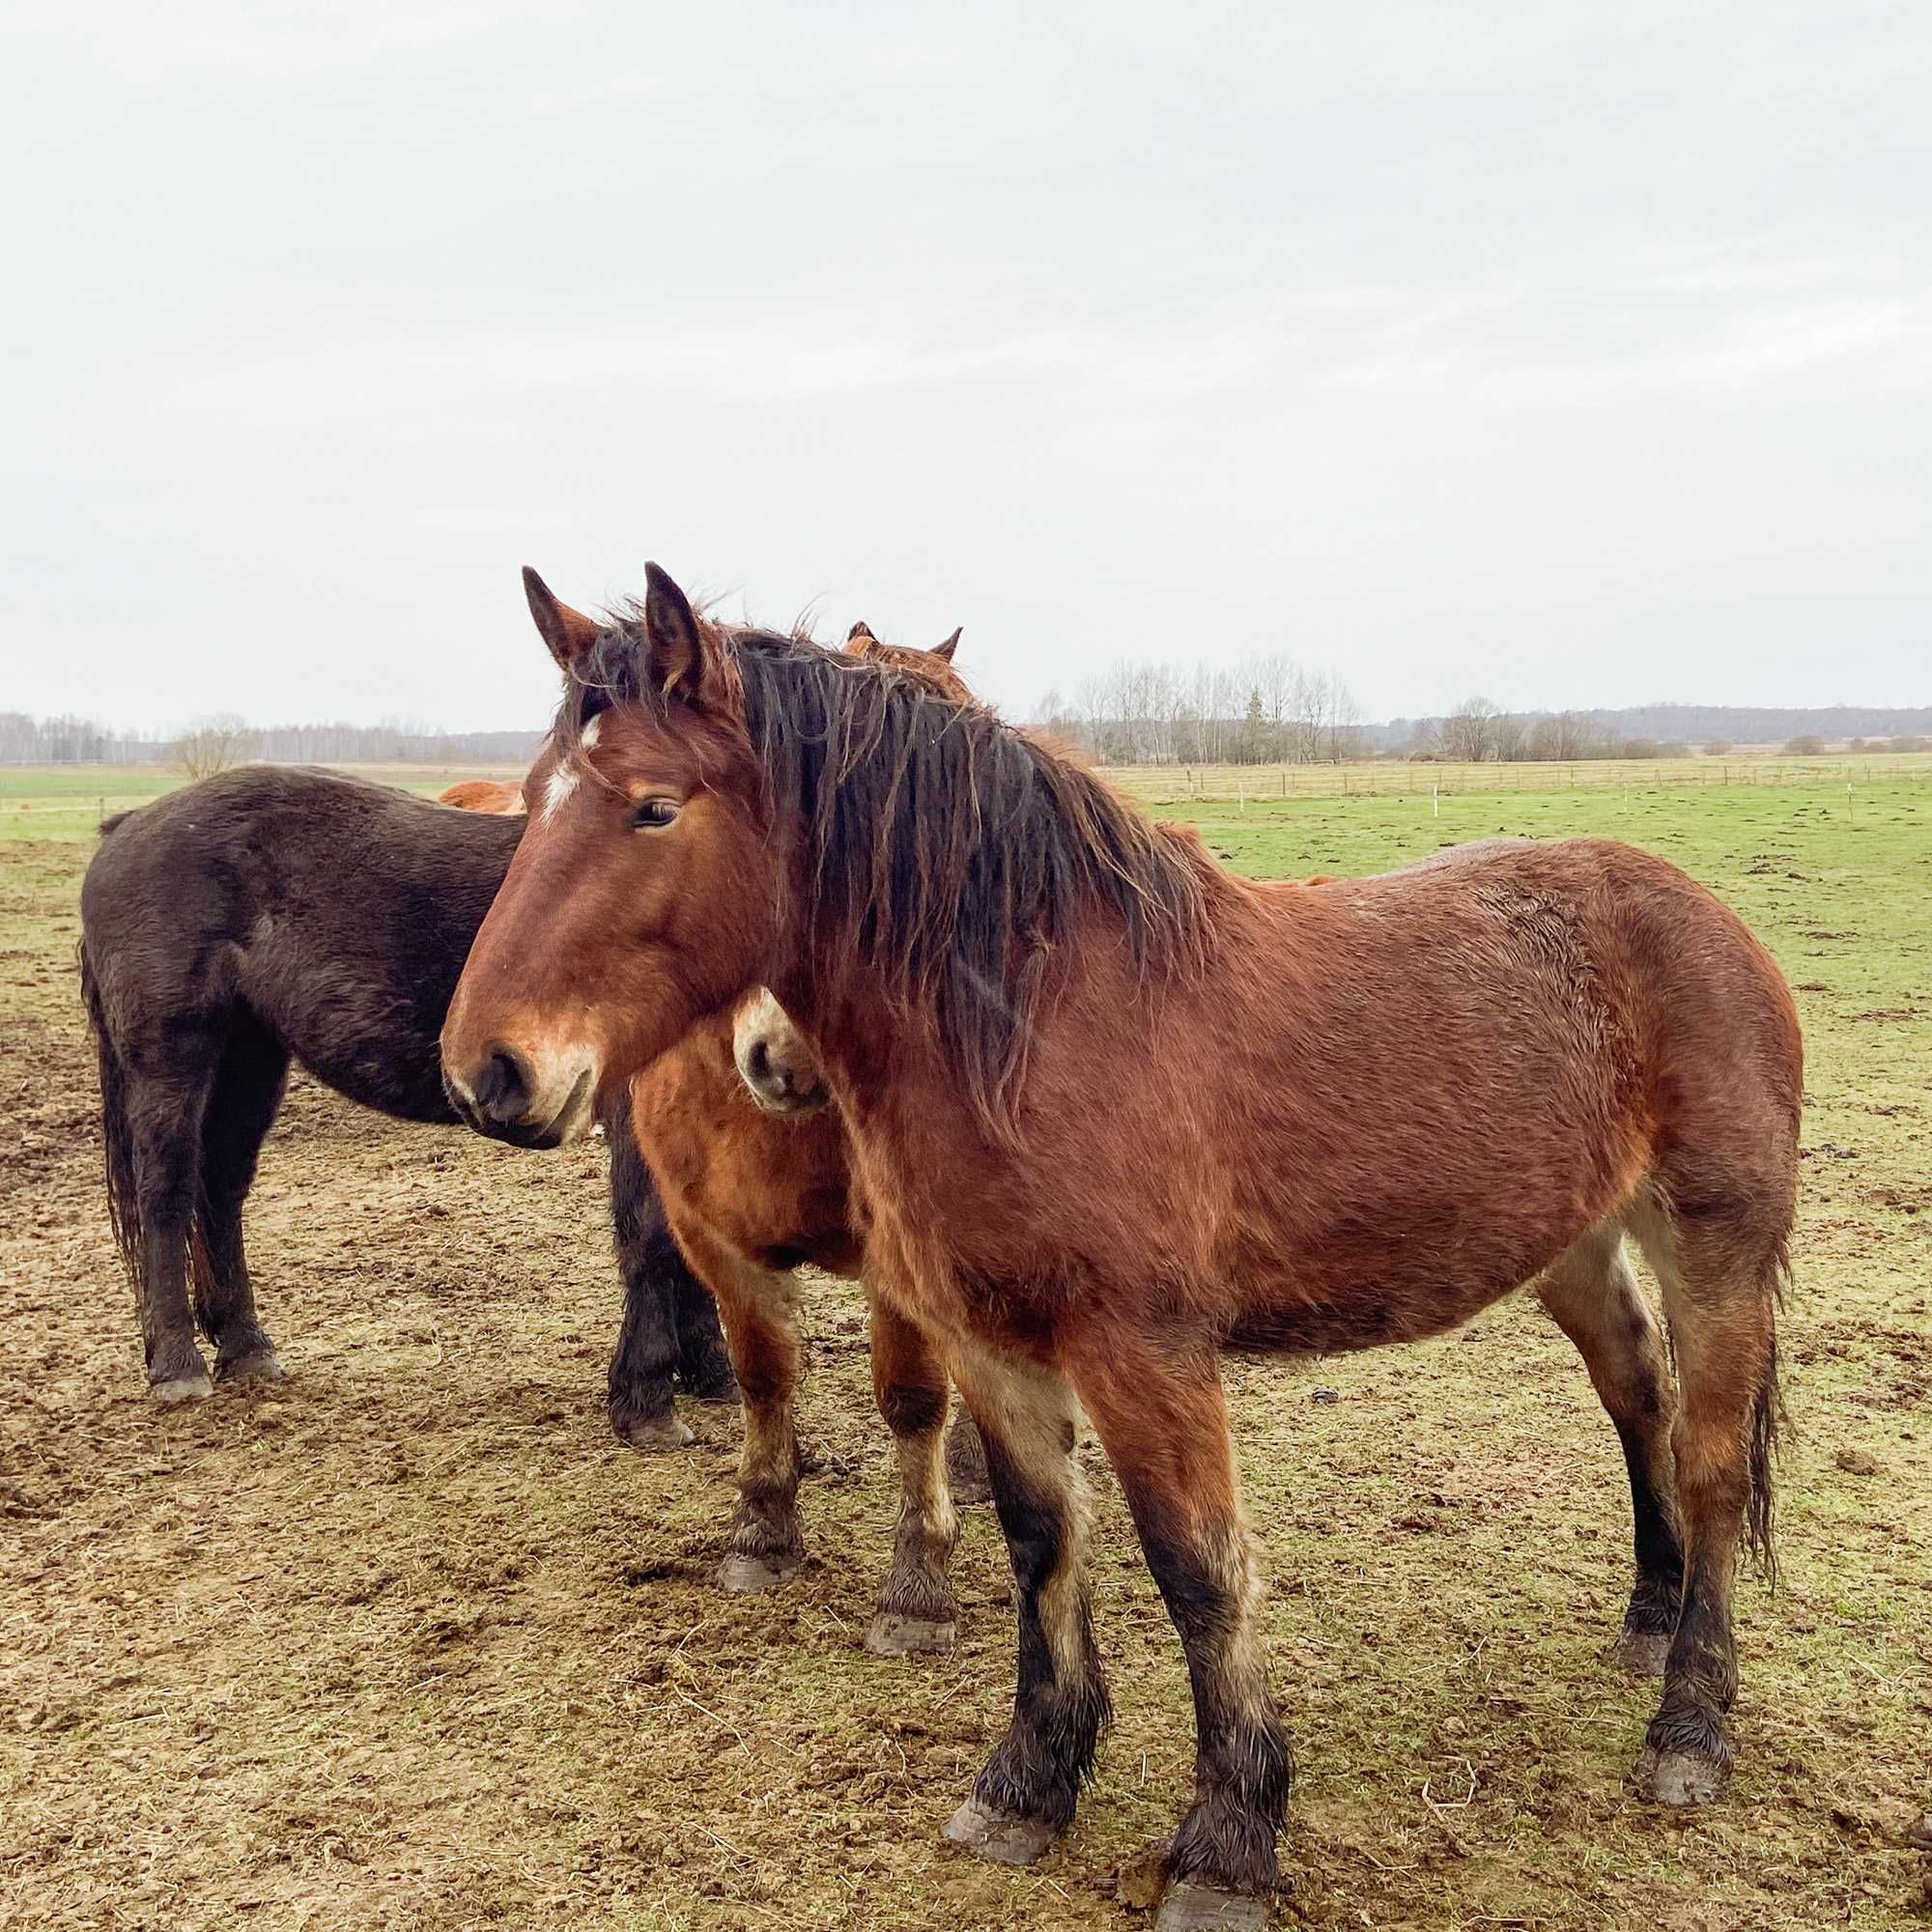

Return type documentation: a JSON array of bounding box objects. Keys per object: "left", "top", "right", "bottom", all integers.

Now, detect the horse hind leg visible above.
[
  {"left": 1627, "top": 1186, "right": 1785, "bottom": 1807},
  {"left": 120, "top": 1055, "right": 218, "bottom": 1402},
  {"left": 1536, "top": 1219, "right": 1684, "bottom": 1675},
  {"left": 191, "top": 1016, "right": 291, "bottom": 1383},
  {"left": 863, "top": 1294, "right": 960, "bottom": 1656}
]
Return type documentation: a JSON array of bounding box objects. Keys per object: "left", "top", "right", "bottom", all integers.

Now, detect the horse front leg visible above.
[
  {"left": 943, "top": 1344, "right": 1109, "bottom": 1866},
  {"left": 863, "top": 1293, "right": 960, "bottom": 1656},
  {"left": 602, "top": 1095, "right": 694, "bottom": 1450},
  {"left": 1065, "top": 1327, "right": 1290, "bottom": 1932},
  {"left": 675, "top": 1220, "right": 807, "bottom": 1593}
]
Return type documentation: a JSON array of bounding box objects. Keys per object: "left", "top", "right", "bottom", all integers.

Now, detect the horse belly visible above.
[{"left": 1223, "top": 1273, "right": 1515, "bottom": 1355}]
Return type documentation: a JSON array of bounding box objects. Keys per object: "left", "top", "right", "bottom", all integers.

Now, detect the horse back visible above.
[
  {"left": 860, "top": 835, "right": 1801, "bottom": 1351},
  {"left": 80, "top": 766, "right": 524, "bottom": 1122}
]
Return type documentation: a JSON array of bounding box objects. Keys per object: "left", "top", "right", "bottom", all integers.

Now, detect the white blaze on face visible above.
[
  {"left": 540, "top": 766, "right": 577, "bottom": 823},
  {"left": 539, "top": 719, "right": 598, "bottom": 824}
]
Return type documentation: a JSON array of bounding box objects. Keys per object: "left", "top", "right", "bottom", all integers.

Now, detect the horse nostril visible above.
[
  {"left": 474, "top": 1044, "right": 533, "bottom": 1123},
  {"left": 745, "top": 1039, "right": 777, "bottom": 1092}
]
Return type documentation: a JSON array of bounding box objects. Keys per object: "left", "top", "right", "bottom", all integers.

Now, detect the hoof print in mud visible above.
[{"left": 942, "top": 1798, "right": 1059, "bottom": 1867}]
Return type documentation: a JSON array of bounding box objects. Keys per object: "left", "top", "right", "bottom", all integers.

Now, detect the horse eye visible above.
[{"left": 632, "top": 797, "right": 680, "bottom": 830}]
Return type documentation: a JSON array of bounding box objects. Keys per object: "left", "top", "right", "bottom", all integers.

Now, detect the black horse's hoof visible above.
[
  {"left": 943, "top": 1798, "right": 1059, "bottom": 1867},
  {"left": 613, "top": 1408, "right": 695, "bottom": 1452},
  {"left": 216, "top": 1346, "right": 286, "bottom": 1385},
  {"left": 865, "top": 1611, "right": 957, "bottom": 1657},
  {"left": 1636, "top": 1745, "right": 1727, "bottom": 1806},
  {"left": 718, "top": 1551, "right": 801, "bottom": 1594},
  {"left": 150, "top": 1365, "right": 213, "bottom": 1405},
  {"left": 1606, "top": 1628, "right": 1671, "bottom": 1677},
  {"left": 1155, "top": 1879, "right": 1269, "bottom": 1930}
]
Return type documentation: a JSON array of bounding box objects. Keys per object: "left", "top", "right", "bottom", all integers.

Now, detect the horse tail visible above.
[
  {"left": 80, "top": 942, "right": 143, "bottom": 1293},
  {"left": 1744, "top": 1251, "right": 1789, "bottom": 1583}
]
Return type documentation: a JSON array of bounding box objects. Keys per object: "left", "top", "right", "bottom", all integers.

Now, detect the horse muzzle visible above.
[{"left": 442, "top": 1040, "right": 600, "bottom": 1149}]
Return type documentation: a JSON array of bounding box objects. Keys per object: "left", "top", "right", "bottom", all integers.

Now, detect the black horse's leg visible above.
[
  {"left": 190, "top": 1015, "right": 292, "bottom": 1383},
  {"left": 122, "top": 1050, "right": 219, "bottom": 1403},
  {"left": 602, "top": 1094, "right": 694, "bottom": 1450},
  {"left": 943, "top": 1342, "right": 1108, "bottom": 1867},
  {"left": 671, "top": 1260, "right": 737, "bottom": 1402},
  {"left": 944, "top": 1403, "right": 993, "bottom": 1506},
  {"left": 1537, "top": 1220, "right": 1684, "bottom": 1673}
]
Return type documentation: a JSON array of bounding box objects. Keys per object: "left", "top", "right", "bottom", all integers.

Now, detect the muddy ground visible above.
[{"left": 2, "top": 782, "right": 1928, "bottom": 1930}]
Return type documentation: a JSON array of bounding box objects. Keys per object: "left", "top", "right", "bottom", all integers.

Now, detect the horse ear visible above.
[
  {"left": 523, "top": 567, "right": 601, "bottom": 671},
  {"left": 932, "top": 627, "right": 961, "bottom": 663},
  {"left": 642, "top": 561, "right": 705, "bottom": 700},
  {"left": 845, "top": 620, "right": 876, "bottom": 647}
]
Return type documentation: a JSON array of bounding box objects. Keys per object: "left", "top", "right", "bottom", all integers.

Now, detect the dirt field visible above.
[{"left": 3, "top": 776, "right": 1928, "bottom": 1930}]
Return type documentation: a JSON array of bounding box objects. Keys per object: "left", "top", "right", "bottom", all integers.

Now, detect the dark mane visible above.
[{"left": 560, "top": 614, "right": 1220, "bottom": 1131}]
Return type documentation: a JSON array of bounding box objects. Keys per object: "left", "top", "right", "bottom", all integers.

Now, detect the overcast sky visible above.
[{"left": 4, "top": 1, "right": 1927, "bottom": 733}]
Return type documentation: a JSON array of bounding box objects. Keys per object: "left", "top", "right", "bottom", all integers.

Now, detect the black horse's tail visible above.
[{"left": 79, "top": 942, "right": 144, "bottom": 1295}]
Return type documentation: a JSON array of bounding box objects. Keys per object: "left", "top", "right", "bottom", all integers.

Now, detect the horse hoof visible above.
[
  {"left": 1155, "top": 1879, "right": 1270, "bottom": 1931},
  {"left": 865, "top": 1611, "right": 956, "bottom": 1657},
  {"left": 1607, "top": 1629, "right": 1671, "bottom": 1677},
  {"left": 943, "top": 1798, "right": 1058, "bottom": 1867},
  {"left": 150, "top": 1368, "right": 213, "bottom": 1405},
  {"left": 216, "top": 1347, "right": 286, "bottom": 1385},
  {"left": 1637, "top": 1746, "right": 1726, "bottom": 1807},
  {"left": 615, "top": 1410, "right": 695, "bottom": 1453},
  {"left": 718, "top": 1552, "right": 801, "bottom": 1594}
]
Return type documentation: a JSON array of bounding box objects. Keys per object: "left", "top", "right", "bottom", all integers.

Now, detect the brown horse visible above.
[
  {"left": 467, "top": 590, "right": 985, "bottom": 1651},
  {"left": 437, "top": 779, "right": 526, "bottom": 813},
  {"left": 442, "top": 565, "right": 1800, "bottom": 1929}
]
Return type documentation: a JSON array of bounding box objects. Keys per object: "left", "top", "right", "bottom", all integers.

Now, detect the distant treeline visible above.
[
  {"left": 0, "top": 712, "right": 542, "bottom": 767},
  {"left": 1034, "top": 669, "right": 1932, "bottom": 767},
  {"left": 6, "top": 694, "right": 1929, "bottom": 772},
  {"left": 1377, "top": 700, "right": 1932, "bottom": 759}
]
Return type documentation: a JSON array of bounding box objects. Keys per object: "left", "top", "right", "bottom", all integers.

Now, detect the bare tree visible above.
[
  {"left": 173, "top": 712, "right": 258, "bottom": 779},
  {"left": 1323, "top": 678, "right": 1365, "bottom": 761},
  {"left": 1441, "top": 696, "right": 1505, "bottom": 762}
]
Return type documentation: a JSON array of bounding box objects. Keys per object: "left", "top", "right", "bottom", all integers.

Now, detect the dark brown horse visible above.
[
  {"left": 78, "top": 767, "right": 733, "bottom": 1427},
  {"left": 490, "top": 587, "right": 986, "bottom": 1650},
  {"left": 441, "top": 566, "right": 1800, "bottom": 1930}
]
